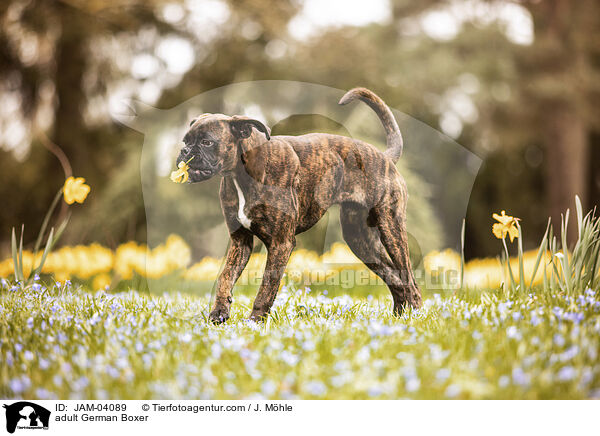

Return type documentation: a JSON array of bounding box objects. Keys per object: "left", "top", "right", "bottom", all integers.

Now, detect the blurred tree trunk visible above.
[
  {"left": 526, "top": 0, "right": 591, "bottom": 242},
  {"left": 544, "top": 104, "right": 588, "bottom": 235},
  {"left": 53, "top": 4, "right": 88, "bottom": 175}
]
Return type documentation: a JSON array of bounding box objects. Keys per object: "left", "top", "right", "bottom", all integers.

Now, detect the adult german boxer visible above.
[{"left": 176, "top": 88, "right": 422, "bottom": 323}]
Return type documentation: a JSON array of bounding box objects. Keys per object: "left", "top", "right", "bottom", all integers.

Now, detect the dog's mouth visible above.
[
  {"left": 176, "top": 150, "right": 219, "bottom": 183},
  {"left": 187, "top": 167, "right": 213, "bottom": 182}
]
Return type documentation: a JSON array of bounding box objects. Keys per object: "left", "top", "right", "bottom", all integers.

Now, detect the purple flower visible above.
[
  {"left": 506, "top": 326, "right": 521, "bottom": 340},
  {"left": 552, "top": 307, "right": 563, "bottom": 319},
  {"left": 436, "top": 368, "right": 451, "bottom": 382},
  {"left": 445, "top": 384, "right": 461, "bottom": 398},
  {"left": 405, "top": 377, "right": 421, "bottom": 392},
  {"left": 9, "top": 377, "right": 30, "bottom": 394},
  {"left": 305, "top": 381, "right": 326, "bottom": 396},
  {"left": 557, "top": 366, "right": 576, "bottom": 381},
  {"left": 564, "top": 312, "right": 584, "bottom": 324},
  {"left": 512, "top": 367, "right": 530, "bottom": 386}
]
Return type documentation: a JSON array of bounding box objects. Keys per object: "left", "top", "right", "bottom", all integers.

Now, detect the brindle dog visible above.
[{"left": 176, "top": 88, "right": 422, "bottom": 323}]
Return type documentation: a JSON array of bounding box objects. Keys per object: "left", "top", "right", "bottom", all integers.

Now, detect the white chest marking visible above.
[{"left": 233, "top": 178, "right": 252, "bottom": 229}]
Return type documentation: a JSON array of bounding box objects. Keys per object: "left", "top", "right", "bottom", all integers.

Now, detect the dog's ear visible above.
[{"left": 230, "top": 116, "right": 271, "bottom": 140}]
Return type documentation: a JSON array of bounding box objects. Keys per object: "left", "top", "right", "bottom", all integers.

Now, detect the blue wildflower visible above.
[
  {"left": 557, "top": 366, "right": 576, "bottom": 381},
  {"left": 305, "top": 381, "right": 326, "bottom": 396},
  {"left": 445, "top": 384, "right": 461, "bottom": 398},
  {"left": 9, "top": 377, "right": 30, "bottom": 394},
  {"left": 436, "top": 368, "right": 451, "bottom": 382},
  {"left": 405, "top": 376, "right": 421, "bottom": 392},
  {"left": 506, "top": 326, "right": 521, "bottom": 340},
  {"left": 512, "top": 367, "right": 530, "bottom": 386}
]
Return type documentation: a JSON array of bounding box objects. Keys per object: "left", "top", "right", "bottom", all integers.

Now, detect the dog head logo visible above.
[{"left": 2, "top": 402, "right": 50, "bottom": 434}]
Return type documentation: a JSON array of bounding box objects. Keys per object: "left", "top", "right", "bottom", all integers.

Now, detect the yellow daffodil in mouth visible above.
[
  {"left": 492, "top": 210, "right": 519, "bottom": 242},
  {"left": 170, "top": 157, "right": 194, "bottom": 184},
  {"left": 63, "top": 177, "right": 90, "bottom": 205}
]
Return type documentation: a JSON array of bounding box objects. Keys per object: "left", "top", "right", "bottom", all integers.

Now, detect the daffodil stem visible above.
[
  {"left": 502, "top": 237, "right": 517, "bottom": 293},
  {"left": 33, "top": 188, "right": 63, "bottom": 261},
  {"left": 516, "top": 222, "right": 526, "bottom": 293},
  {"left": 460, "top": 218, "right": 465, "bottom": 291}
]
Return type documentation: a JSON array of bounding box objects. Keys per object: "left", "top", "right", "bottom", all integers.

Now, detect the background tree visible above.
[{"left": 0, "top": 0, "right": 598, "bottom": 259}]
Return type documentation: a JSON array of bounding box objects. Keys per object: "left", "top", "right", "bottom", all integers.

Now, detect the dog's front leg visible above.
[
  {"left": 209, "top": 228, "right": 253, "bottom": 324},
  {"left": 249, "top": 237, "right": 296, "bottom": 321}
]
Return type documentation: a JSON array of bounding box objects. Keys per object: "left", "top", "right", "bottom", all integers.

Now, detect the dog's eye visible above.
[{"left": 201, "top": 139, "right": 213, "bottom": 147}]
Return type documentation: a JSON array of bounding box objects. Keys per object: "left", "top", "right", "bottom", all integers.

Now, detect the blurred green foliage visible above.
[{"left": 1, "top": 0, "right": 599, "bottom": 260}]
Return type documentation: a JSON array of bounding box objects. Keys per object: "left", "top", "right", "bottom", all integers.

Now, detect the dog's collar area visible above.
[{"left": 233, "top": 177, "right": 252, "bottom": 229}]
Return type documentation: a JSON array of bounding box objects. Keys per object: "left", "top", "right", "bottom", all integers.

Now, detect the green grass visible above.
[{"left": 0, "top": 278, "right": 599, "bottom": 399}]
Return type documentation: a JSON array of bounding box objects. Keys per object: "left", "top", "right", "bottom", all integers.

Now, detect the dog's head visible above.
[{"left": 176, "top": 113, "right": 270, "bottom": 183}]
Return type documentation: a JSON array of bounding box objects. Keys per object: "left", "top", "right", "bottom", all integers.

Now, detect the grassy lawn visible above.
[{"left": 1, "top": 280, "right": 599, "bottom": 399}]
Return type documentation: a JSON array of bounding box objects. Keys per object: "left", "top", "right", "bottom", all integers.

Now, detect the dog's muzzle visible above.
[{"left": 177, "top": 147, "right": 216, "bottom": 183}]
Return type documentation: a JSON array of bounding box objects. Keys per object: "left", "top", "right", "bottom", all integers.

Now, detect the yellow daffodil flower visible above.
[
  {"left": 170, "top": 161, "right": 191, "bottom": 184},
  {"left": 492, "top": 210, "right": 519, "bottom": 242},
  {"left": 63, "top": 177, "right": 90, "bottom": 205}
]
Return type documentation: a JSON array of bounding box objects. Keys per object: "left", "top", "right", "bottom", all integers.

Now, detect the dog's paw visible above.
[
  {"left": 248, "top": 310, "right": 268, "bottom": 322},
  {"left": 209, "top": 308, "right": 230, "bottom": 324}
]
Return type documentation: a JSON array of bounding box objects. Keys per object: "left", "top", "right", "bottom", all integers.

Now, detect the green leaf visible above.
[
  {"left": 11, "top": 227, "right": 22, "bottom": 282},
  {"left": 460, "top": 218, "right": 466, "bottom": 290},
  {"left": 527, "top": 218, "right": 550, "bottom": 294},
  {"left": 31, "top": 227, "right": 55, "bottom": 280},
  {"left": 502, "top": 238, "right": 517, "bottom": 293},
  {"left": 516, "top": 222, "right": 525, "bottom": 294},
  {"left": 33, "top": 189, "right": 63, "bottom": 258},
  {"left": 18, "top": 224, "right": 24, "bottom": 282}
]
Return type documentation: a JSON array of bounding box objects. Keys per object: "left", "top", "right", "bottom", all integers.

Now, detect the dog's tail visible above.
[{"left": 338, "top": 87, "right": 403, "bottom": 162}]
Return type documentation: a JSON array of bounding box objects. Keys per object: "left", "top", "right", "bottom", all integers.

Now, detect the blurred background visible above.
[{"left": 1, "top": 0, "right": 599, "bottom": 262}]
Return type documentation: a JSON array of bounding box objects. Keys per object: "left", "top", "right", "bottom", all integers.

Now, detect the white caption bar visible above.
[{"left": 0, "top": 400, "right": 596, "bottom": 435}]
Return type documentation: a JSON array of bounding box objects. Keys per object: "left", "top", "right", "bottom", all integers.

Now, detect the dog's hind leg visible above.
[
  {"left": 340, "top": 203, "right": 420, "bottom": 316},
  {"left": 372, "top": 192, "right": 422, "bottom": 313}
]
